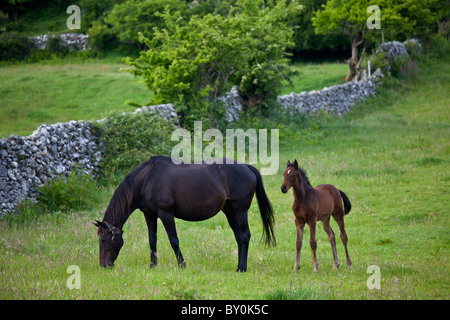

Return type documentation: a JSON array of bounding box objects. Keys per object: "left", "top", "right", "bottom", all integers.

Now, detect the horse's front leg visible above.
[
  {"left": 294, "top": 218, "right": 304, "bottom": 271},
  {"left": 159, "top": 210, "right": 186, "bottom": 268},
  {"left": 144, "top": 212, "right": 158, "bottom": 268}
]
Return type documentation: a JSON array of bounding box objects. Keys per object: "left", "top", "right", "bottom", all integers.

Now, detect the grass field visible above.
[
  {"left": 0, "top": 61, "right": 347, "bottom": 138},
  {"left": 0, "top": 60, "right": 449, "bottom": 300},
  {"left": 0, "top": 61, "right": 151, "bottom": 137},
  {"left": 281, "top": 62, "right": 348, "bottom": 95}
]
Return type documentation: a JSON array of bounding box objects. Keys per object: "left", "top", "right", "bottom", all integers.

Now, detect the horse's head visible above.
[
  {"left": 281, "top": 160, "right": 300, "bottom": 193},
  {"left": 93, "top": 220, "right": 124, "bottom": 267}
]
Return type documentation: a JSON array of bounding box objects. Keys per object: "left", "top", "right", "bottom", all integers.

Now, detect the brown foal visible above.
[{"left": 281, "top": 160, "right": 352, "bottom": 272}]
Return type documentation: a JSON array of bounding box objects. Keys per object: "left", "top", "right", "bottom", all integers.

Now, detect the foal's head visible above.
[
  {"left": 93, "top": 220, "right": 124, "bottom": 267},
  {"left": 281, "top": 160, "right": 310, "bottom": 193},
  {"left": 281, "top": 160, "right": 300, "bottom": 193}
]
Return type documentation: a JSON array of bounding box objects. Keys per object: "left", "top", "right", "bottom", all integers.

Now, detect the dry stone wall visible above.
[
  {"left": 277, "top": 77, "right": 378, "bottom": 116},
  {"left": 0, "top": 121, "right": 101, "bottom": 214},
  {"left": 0, "top": 105, "right": 178, "bottom": 215},
  {"left": 30, "top": 33, "right": 91, "bottom": 51}
]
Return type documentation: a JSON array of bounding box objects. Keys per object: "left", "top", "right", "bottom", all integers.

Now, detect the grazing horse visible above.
[
  {"left": 94, "top": 155, "right": 275, "bottom": 272},
  {"left": 281, "top": 160, "right": 352, "bottom": 272}
]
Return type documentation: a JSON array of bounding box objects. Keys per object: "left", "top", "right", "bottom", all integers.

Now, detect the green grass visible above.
[
  {"left": 282, "top": 62, "right": 348, "bottom": 94},
  {"left": 0, "top": 61, "right": 347, "bottom": 138},
  {"left": 0, "top": 62, "right": 151, "bottom": 137},
  {"left": 0, "top": 60, "right": 449, "bottom": 300}
]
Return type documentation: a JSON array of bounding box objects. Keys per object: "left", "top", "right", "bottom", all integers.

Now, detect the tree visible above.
[
  {"left": 290, "top": 0, "right": 350, "bottom": 61},
  {"left": 104, "top": 0, "right": 187, "bottom": 50},
  {"left": 312, "top": 0, "right": 438, "bottom": 81},
  {"left": 125, "top": 0, "right": 303, "bottom": 128},
  {"left": 87, "top": 0, "right": 187, "bottom": 54}
]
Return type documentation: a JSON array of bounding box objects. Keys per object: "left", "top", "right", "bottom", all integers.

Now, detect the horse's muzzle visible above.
[
  {"left": 100, "top": 261, "right": 114, "bottom": 268},
  {"left": 281, "top": 186, "right": 288, "bottom": 193}
]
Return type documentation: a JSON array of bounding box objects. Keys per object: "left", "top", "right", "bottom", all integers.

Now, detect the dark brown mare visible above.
[
  {"left": 281, "top": 160, "right": 352, "bottom": 272},
  {"left": 94, "top": 156, "right": 275, "bottom": 272}
]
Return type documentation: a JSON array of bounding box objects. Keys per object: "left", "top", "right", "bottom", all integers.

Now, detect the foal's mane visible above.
[
  {"left": 287, "top": 162, "right": 312, "bottom": 187},
  {"left": 103, "top": 155, "right": 171, "bottom": 227}
]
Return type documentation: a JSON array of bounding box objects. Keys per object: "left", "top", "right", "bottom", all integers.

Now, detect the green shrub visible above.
[
  {"left": 174, "top": 100, "right": 227, "bottom": 131},
  {"left": 86, "top": 20, "right": 119, "bottom": 53},
  {"left": 35, "top": 169, "right": 101, "bottom": 213},
  {"left": 93, "top": 111, "right": 175, "bottom": 182},
  {"left": 426, "top": 33, "right": 450, "bottom": 61},
  {"left": 0, "top": 32, "right": 34, "bottom": 61},
  {"left": 125, "top": 0, "right": 302, "bottom": 128},
  {"left": 369, "top": 51, "right": 390, "bottom": 75},
  {"left": 404, "top": 39, "right": 423, "bottom": 60},
  {"left": 46, "top": 35, "right": 69, "bottom": 55}
]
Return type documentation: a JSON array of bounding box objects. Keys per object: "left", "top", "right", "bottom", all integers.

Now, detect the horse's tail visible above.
[
  {"left": 339, "top": 190, "right": 352, "bottom": 215},
  {"left": 247, "top": 165, "right": 276, "bottom": 247}
]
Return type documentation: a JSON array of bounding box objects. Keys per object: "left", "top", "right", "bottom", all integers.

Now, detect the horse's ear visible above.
[
  {"left": 93, "top": 220, "right": 105, "bottom": 228},
  {"left": 287, "top": 160, "right": 291, "bottom": 167},
  {"left": 293, "top": 159, "right": 298, "bottom": 168}
]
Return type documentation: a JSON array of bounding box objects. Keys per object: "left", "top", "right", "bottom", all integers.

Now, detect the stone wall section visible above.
[{"left": 0, "top": 121, "right": 100, "bottom": 213}]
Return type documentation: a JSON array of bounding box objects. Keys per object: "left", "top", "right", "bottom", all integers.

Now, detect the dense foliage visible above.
[
  {"left": 312, "top": 0, "right": 442, "bottom": 81},
  {"left": 92, "top": 111, "right": 175, "bottom": 182},
  {"left": 124, "top": 0, "right": 302, "bottom": 128}
]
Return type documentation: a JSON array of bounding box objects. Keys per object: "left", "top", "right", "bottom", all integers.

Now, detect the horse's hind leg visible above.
[
  {"left": 223, "top": 206, "right": 242, "bottom": 271},
  {"left": 236, "top": 211, "right": 251, "bottom": 272},
  {"left": 332, "top": 212, "right": 352, "bottom": 268},
  {"left": 322, "top": 217, "right": 339, "bottom": 269},
  {"left": 223, "top": 204, "right": 251, "bottom": 272},
  {"left": 159, "top": 210, "right": 186, "bottom": 268}
]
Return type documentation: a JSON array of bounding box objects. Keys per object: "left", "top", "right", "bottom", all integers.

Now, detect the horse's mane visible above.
[
  {"left": 102, "top": 155, "right": 171, "bottom": 227},
  {"left": 287, "top": 162, "right": 312, "bottom": 187}
]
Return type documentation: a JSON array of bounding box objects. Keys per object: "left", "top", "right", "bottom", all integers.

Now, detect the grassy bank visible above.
[
  {"left": 0, "top": 60, "right": 448, "bottom": 299},
  {"left": 0, "top": 62, "right": 150, "bottom": 137}
]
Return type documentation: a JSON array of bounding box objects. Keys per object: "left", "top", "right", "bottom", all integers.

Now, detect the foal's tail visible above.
[
  {"left": 247, "top": 165, "right": 276, "bottom": 246},
  {"left": 339, "top": 190, "right": 352, "bottom": 215}
]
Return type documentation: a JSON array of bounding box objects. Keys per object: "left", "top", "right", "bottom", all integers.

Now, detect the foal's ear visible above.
[
  {"left": 287, "top": 160, "right": 291, "bottom": 167},
  {"left": 293, "top": 159, "right": 298, "bottom": 168}
]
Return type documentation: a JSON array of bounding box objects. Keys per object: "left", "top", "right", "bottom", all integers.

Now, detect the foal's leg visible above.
[
  {"left": 144, "top": 212, "right": 158, "bottom": 268},
  {"left": 308, "top": 220, "right": 319, "bottom": 272},
  {"left": 294, "top": 218, "right": 304, "bottom": 271},
  {"left": 158, "top": 210, "right": 185, "bottom": 268},
  {"left": 322, "top": 217, "right": 339, "bottom": 269},
  {"left": 333, "top": 213, "right": 352, "bottom": 268}
]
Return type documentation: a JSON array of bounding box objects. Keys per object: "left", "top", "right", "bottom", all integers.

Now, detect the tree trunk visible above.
[
  {"left": 345, "top": 31, "right": 365, "bottom": 82},
  {"left": 345, "top": 41, "right": 358, "bottom": 82}
]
